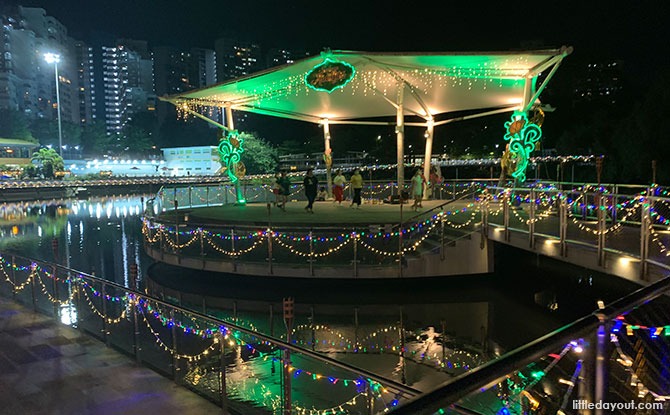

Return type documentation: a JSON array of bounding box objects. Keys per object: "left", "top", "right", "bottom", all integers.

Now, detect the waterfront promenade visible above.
[{"left": 0, "top": 296, "right": 221, "bottom": 415}]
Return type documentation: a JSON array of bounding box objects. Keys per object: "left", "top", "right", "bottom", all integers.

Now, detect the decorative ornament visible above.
[
  {"left": 305, "top": 53, "right": 356, "bottom": 93},
  {"left": 503, "top": 111, "right": 542, "bottom": 182},
  {"left": 323, "top": 148, "right": 333, "bottom": 168},
  {"left": 217, "top": 130, "right": 245, "bottom": 184}
]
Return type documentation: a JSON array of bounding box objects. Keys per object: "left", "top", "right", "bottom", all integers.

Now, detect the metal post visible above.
[
  {"left": 310, "top": 306, "right": 316, "bottom": 351},
  {"left": 594, "top": 315, "right": 609, "bottom": 415},
  {"left": 441, "top": 320, "right": 447, "bottom": 370},
  {"left": 611, "top": 185, "right": 618, "bottom": 225},
  {"left": 170, "top": 309, "right": 179, "bottom": 381},
  {"left": 396, "top": 85, "right": 405, "bottom": 197},
  {"left": 422, "top": 119, "right": 434, "bottom": 200},
  {"left": 283, "top": 298, "right": 294, "bottom": 415},
  {"left": 597, "top": 193, "right": 606, "bottom": 266},
  {"left": 231, "top": 228, "right": 237, "bottom": 273},
  {"left": 560, "top": 198, "right": 568, "bottom": 257},
  {"left": 366, "top": 380, "right": 374, "bottom": 415},
  {"left": 267, "top": 203, "right": 273, "bottom": 275},
  {"left": 52, "top": 265, "right": 59, "bottom": 317},
  {"left": 101, "top": 283, "right": 110, "bottom": 346},
  {"left": 132, "top": 291, "right": 141, "bottom": 363},
  {"left": 640, "top": 193, "right": 651, "bottom": 280},
  {"left": 452, "top": 180, "right": 456, "bottom": 201},
  {"left": 206, "top": 186, "right": 210, "bottom": 207},
  {"left": 10, "top": 256, "right": 16, "bottom": 301},
  {"left": 503, "top": 191, "right": 510, "bottom": 242},
  {"left": 188, "top": 186, "right": 192, "bottom": 208},
  {"left": 219, "top": 332, "right": 228, "bottom": 412},
  {"left": 399, "top": 306, "right": 406, "bottom": 384},
  {"left": 30, "top": 264, "right": 37, "bottom": 311},
  {"left": 398, "top": 204, "right": 404, "bottom": 278},
  {"left": 354, "top": 307, "right": 359, "bottom": 352},
  {"left": 529, "top": 188, "right": 536, "bottom": 249},
  {"left": 353, "top": 231, "right": 358, "bottom": 277},
  {"left": 323, "top": 119, "right": 333, "bottom": 198},
  {"left": 440, "top": 208, "right": 446, "bottom": 260},
  {"left": 309, "top": 230, "right": 314, "bottom": 276}
]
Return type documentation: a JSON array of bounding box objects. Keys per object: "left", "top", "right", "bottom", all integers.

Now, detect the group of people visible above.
[
  {"left": 272, "top": 166, "right": 441, "bottom": 213},
  {"left": 271, "top": 168, "right": 365, "bottom": 213}
]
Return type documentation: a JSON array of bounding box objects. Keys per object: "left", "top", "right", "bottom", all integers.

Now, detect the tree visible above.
[
  {"left": 0, "top": 109, "right": 35, "bottom": 142},
  {"left": 80, "top": 121, "right": 112, "bottom": 155},
  {"left": 30, "top": 118, "right": 81, "bottom": 148},
  {"left": 237, "top": 132, "right": 278, "bottom": 174},
  {"left": 31, "top": 148, "right": 64, "bottom": 179}
]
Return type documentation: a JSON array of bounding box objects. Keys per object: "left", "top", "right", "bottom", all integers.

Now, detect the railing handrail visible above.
[
  {"left": 390, "top": 274, "right": 670, "bottom": 414},
  {"left": 1, "top": 251, "right": 420, "bottom": 398}
]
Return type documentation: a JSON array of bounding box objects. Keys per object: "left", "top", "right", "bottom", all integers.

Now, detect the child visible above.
[{"left": 316, "top": 186, "right": 327, "bottom": 201}]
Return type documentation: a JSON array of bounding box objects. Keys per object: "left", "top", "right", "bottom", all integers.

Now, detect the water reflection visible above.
[{"left": 0, "top": 195, "right": 152, "bottom": 289}]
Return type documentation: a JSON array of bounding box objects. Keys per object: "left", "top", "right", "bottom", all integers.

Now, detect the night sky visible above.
[{"left": 5, "top": 0, "right": 667, "bottom": 80}]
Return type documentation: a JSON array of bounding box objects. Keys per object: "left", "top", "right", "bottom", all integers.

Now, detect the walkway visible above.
[{"left": 0, "top": 296, "right": 222, "bottom": 415}]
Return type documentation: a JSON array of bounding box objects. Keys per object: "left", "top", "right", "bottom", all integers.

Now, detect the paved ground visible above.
[{"left": 0, "top": 296, "right": 223, "bottom": 415}]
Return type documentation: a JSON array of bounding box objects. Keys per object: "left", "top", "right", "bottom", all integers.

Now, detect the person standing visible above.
[
  {"left": 271, "top": 172, "right": 281, "bottom": 206},
  {"left": 303, "top": 168, "right": 318, "bottom": 213},
  {"left": 278, "top": 171, "right": 291, "bottom": 211},
  {"left": 333, "top": 169, "right": 346, "bottom": 205},
  {"left": 410, "top": 169, "right": 426, "bottom": 211},
  {"left": 350, "top": 168, "right": 363, "bottom": 208}
]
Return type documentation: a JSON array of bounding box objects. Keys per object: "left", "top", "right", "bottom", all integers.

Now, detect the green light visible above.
[
  {"left": 531, "top": 370, "right": 544, "bottom": 379},
  {"left": 304, "top": 55, "right": 355, "bottom": 93},
  {"left": 503, "top": 111, "right": 542, "bottom": 182},
  {"left": 217, "top": 130, "right": 245, "bottom": 184}
]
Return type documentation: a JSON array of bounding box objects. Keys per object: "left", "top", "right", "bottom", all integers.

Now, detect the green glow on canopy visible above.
[
  {"left": 217, "top": 130, "right": 246, "bottom": 204},
  {"left": 503, "top": 111, "right": 542, "bottom": 183},
  {"left": 304, "top": 57, "right": 355, "bottom": 93}
]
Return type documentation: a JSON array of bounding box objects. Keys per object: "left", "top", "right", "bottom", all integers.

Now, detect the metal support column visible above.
[
  {"left": 323, "top": 119, "right": 333, "bottom": 198},
  {"left": 422, "top": 118, "right": 434, "bottom": 200},
  {"left": 640, "top": 193, "right": 651, "bottom": 280},
  {"left": 560, "top": 198, "right": 568, "bottom": 257},
  {"left": 529, "top": 188, "right": 536, "bottom": 248},
  {"left": 396, "top": 86, "right": 405, "bottom": 196},
  {"left": 219, "top": 332, "right": 228, "bottom": 412},
  {"left": 597, "top": 193, "right": 606, "bottom": 266}
]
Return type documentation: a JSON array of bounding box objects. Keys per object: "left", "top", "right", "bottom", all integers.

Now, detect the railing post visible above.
[
  {"left": 30, "top": 263, "right": 37, "bottom": 311},
  {"left": 310, "top": 306, "right": 316, "bottom": 351},
  {"left": 452, "top": 180, "right": 456, "bottom": 201},
  {"left": 160, "top": 225, "right": 165, "bottom": 261},
  {"left": 173, "top": 187, "right": 177, "bottom": 208},
  {"left": 130, "top": 264, "right": 141, "bottom": 364},
  {"left": 597, "top": 192, "right": 606, "bottom": 266},
  {"left": 440, "top": 208, "right": 446, "bottom": 261},
  {"left": 101, "top": 282, "right": 110, "bottom": 347},
  {"left": 267, "top": 228, "right": 274, "bottom": 275},
  {"left": 529, "top": 188, "right": 536, "bottom": 249},
  {"left": 560, "top": 198, "right": 568, "bottom": 257},
  {"left": 52, "top": 265, "right": 59, "bottom": 317},
  {"left": 640, "top": 193, "right": 651, "bottom": 280},
  {"left": 231, "top": 228, "right": 237, "bottom": 273},
  {"left": 170, "top": 309, "right": 179, "bottom": 382},
  {"left": 10, "top": 256, "right": 16, "bottom": 301},
  {"left": 594, "top": 315, "right": 609, "bottom": 415},
  {"left": 224, "top": 185, "right": 229, "bottom": 205},
  {"left": 399, "top": 306, "right": 406, "bottom": 384},
  {"left": 581, "top": 186, "right": 588, "bottom": 220},
  {"left": 366, "top": 380, "right": 374, "bottom": 415},
  {"left": 282, "top": 297, "right": 294, "bottom": 415},
  {"left": 611, "top": 185, "right": 618, "bottom": 225},
  {"left": 503, "top": 190, "right": 510, "bottom": 242},
  {"left": 188, "top": 186, "right": 192, "bottom": 208},
  {"left": 354, "top": 307, "right": 359, "bottom": 351},
  {"left": 206, "top": 186, "right": 210, "bottom": 207},
  {"left": 219, "top": 331, "right": 228, "bottom": 412},
  {"left": 398, "top": 204, "right": 404, "bottom": 278},
  {"left": 309, "top": 230, "right": 314, "bottom": 277},
  {"left": 353, "top": 231, "right": 359, "bottom": 277}
]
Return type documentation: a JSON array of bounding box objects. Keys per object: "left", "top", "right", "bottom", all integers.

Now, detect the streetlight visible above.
[{"left": 44, "top": 53, "right": 63, "bottom": 157}]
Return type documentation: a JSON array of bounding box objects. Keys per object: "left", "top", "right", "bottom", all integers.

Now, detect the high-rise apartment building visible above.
[
  {"left": 100, "top": 41, "right": 155, "bottom": 135},
  {"left": 0, "top": 7, "right": 81, "bottom": 124}
]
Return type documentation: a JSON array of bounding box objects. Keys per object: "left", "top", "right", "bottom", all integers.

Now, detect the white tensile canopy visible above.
[{"left": 162, "top": 47, "right": 572, "bottom": 193}]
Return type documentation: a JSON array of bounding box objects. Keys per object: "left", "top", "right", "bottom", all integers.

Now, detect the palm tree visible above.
[{"left": 31, "top": 148, "right": 64, "bottom": 179}]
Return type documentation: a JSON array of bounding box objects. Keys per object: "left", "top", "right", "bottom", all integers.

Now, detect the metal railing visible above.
[
  {"left": 390, "top": 274, "right": 670, "bottom": 415},
  {"left": 0, "top": 252, "right": 420, "bottom": 414}
]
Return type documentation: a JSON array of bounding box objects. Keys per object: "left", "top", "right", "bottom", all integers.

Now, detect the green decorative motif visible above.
[
  {"left": 217, "top": 130, "right": 246, "bottom": 204},
  {"left": 503, "top": 111, "right": 542, "bottom": 182},
  {"left": 304, "top": 56, "right": 355, "bottom": 93}
]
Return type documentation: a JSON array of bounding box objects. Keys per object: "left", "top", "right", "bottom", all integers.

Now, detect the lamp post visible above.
[{"left": 44, "top": 53, "right": 63, "bottom": 157}]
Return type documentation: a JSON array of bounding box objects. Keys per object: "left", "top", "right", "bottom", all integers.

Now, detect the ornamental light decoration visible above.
[
  {"left": 218, "top": 130, "right": 246, "bottom": 204},
  {"left": 304, "top": 54, "right": 356, "bottom": 93},
  {"left": 503, "top": 111, "right": 542, "bottom": 183}
]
